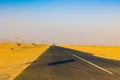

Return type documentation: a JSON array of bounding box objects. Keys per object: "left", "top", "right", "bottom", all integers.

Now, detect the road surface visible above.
[{"left": 14, "top": 46, "right": 120, "bottom": 80}]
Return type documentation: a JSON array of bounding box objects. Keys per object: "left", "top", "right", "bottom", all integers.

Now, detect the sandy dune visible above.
[{"left": 0, "top": 44, "right": 49, "bottom": 80}]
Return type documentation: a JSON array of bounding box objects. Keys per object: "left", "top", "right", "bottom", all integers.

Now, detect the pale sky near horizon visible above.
[{"left": 0, "top": 0, "right": 120, "bottom": 45}]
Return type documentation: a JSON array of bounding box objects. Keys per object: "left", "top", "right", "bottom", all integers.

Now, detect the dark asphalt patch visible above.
[{"left": 14, "top": 46, "right": 120, "bottom": 80}]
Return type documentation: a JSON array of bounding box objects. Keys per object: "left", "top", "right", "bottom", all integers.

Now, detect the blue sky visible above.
[{"left": 0, "top": 0, "right": 120, "bottom": 45}]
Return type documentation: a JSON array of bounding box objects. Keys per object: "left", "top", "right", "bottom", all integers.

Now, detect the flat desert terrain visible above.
[
  {"left": 14, "top": 46, "right": 120, "bottom": 80},
  {"left": 63, "top": 45, "right": 120, "bottom": 60},
  {"left": 0, "top": 44, "right": 120, "bottom": 80},
  {"left": 0, "top": 43, "right": 49, "bottom": 80}
]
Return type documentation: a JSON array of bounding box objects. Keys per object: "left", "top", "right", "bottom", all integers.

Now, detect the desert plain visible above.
[
  {"left": 0, "top": 43, "right": 120, "bottom": 80},
  {"left": 0, "top": 43, "right": 49, "bottom": 80}
]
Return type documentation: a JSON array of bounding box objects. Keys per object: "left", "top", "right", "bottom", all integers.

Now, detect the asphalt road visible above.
[{"left": 14, "top": 46, "right": 120, "bottom": 80}]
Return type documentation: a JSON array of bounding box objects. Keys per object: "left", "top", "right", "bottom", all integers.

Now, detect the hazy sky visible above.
[{"left": 0, "top": 0, "right": 120, "bottom": 45}]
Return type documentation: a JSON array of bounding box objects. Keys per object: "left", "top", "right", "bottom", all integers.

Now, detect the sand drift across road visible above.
[{"left": 14, "top": 46, "right": 120, "bottom": 80}]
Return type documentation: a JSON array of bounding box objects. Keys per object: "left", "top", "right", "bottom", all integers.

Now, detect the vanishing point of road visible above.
[{"left": 14, "top": 46, "right": 120, "bottom": 80}]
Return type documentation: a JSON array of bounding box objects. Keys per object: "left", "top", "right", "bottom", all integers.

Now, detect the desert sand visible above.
[
  {"left": 0, "top": 43, "right": 49, "bottom": 80},
  {"left": 0, "top": 44, "right": 120, "bottom": 80},
  {"left": 63, "top": 45, "right": 120, "bottom": 60}
]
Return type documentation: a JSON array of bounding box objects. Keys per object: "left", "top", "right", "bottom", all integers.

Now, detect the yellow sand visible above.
[
  {"left": 1, "top": 44, "right": 120, "bottom": 80},
  {"left": 0, "top": 43, "right": 49, "bottom": 80},
  {"left": 63, "top": 45, "right": 120, "bottom": 60}
]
